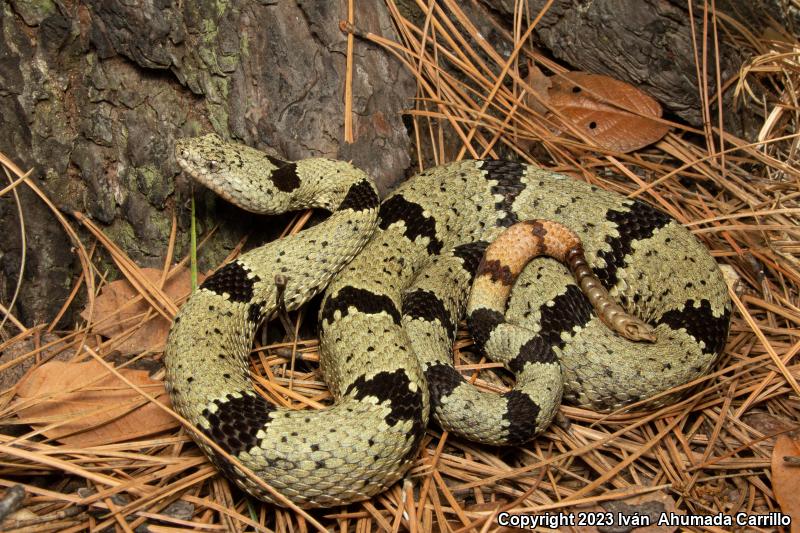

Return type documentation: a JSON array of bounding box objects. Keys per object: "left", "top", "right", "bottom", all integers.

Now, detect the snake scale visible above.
[{"left": 164, "top": 134, "right": 731, "bottom": 508}]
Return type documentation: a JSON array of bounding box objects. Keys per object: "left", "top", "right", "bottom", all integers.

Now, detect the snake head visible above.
[{"left": 175, "top": 133, "right": 289, "bottom": 214}]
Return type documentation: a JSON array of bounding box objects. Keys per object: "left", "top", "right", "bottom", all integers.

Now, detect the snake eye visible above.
[{"left": 207, "top": 160, "right": 220, "bottom": 172}]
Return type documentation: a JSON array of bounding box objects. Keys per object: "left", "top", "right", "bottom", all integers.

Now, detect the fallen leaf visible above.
[
  {"left": 80, "top": 267, "right": 204, "bottom": 355},
  {"left": 15, "top": 359, "right": 176, "bottom": 447},
  {"left": 772, "top": 431, "right": 800, "bottom": 533},
  {"left": 573, "top": 490, "right": 680, "bottom": 533},
  {"left": 742, "top": 411, "right": 795, "bottom": 436},
  {"left": 523, "top": 60, "right": 552, "bottom": 114},
  {"left": 547, "top": 72, "right": 670, "bottom": 153},
  {"left": 0, "top": 333, "right": 73, "bottom": 392}
]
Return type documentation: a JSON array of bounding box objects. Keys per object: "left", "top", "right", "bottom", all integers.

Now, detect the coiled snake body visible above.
[{"left": 165, "top": 134, "right": 731, "bottom": 508}]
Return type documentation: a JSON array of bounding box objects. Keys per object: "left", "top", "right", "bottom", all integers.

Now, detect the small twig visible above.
[
  {"left": 0, "top": 165, "right": 28, "bottom": 334},
  {"left": 273, "top": 274, "right": 295, "bottom": 341},
  {"left": 339, "top": 20, "right": 369, "bottom": 40},
  {"left": 1, "top": 504, "right": 87, "bottom": 530},
  {"left": 190, "top": 191, "right": 198, "bottom": 291},
  {"left": 554, "top": 410, "right": 572, "bottom": 431},
  {"left": 0, "top": 485, "right": 25, "bottom": 522}
]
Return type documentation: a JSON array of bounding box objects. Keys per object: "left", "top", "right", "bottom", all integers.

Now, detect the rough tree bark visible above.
[{"left": 0, "top": 1, "right": 414, "bottom": 327}]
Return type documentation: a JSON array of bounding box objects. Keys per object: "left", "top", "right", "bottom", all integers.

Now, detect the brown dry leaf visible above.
[
  {"left": 742, "top": 411, "right": 795, "bottom": 436},
  {"left": 15, "top": 359, "right": 176, "bottom": 447},
  {"left": 80, "top": 266, "right": 203, "bottom": 355},
  {"left": 573, "top": 491, "right": 680, "bottom": 533},
  {"left": 772, "top": 432, "right": 800, "bottom": 532},
  {"left": 547, "top": 72, "right": 670, "bottom": 153},
  {"left": 523, "top": 60, "right": 552, "bottom": 114},
  {"left": 0, "top": 333, "right": 73, "bottom": 393}
]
